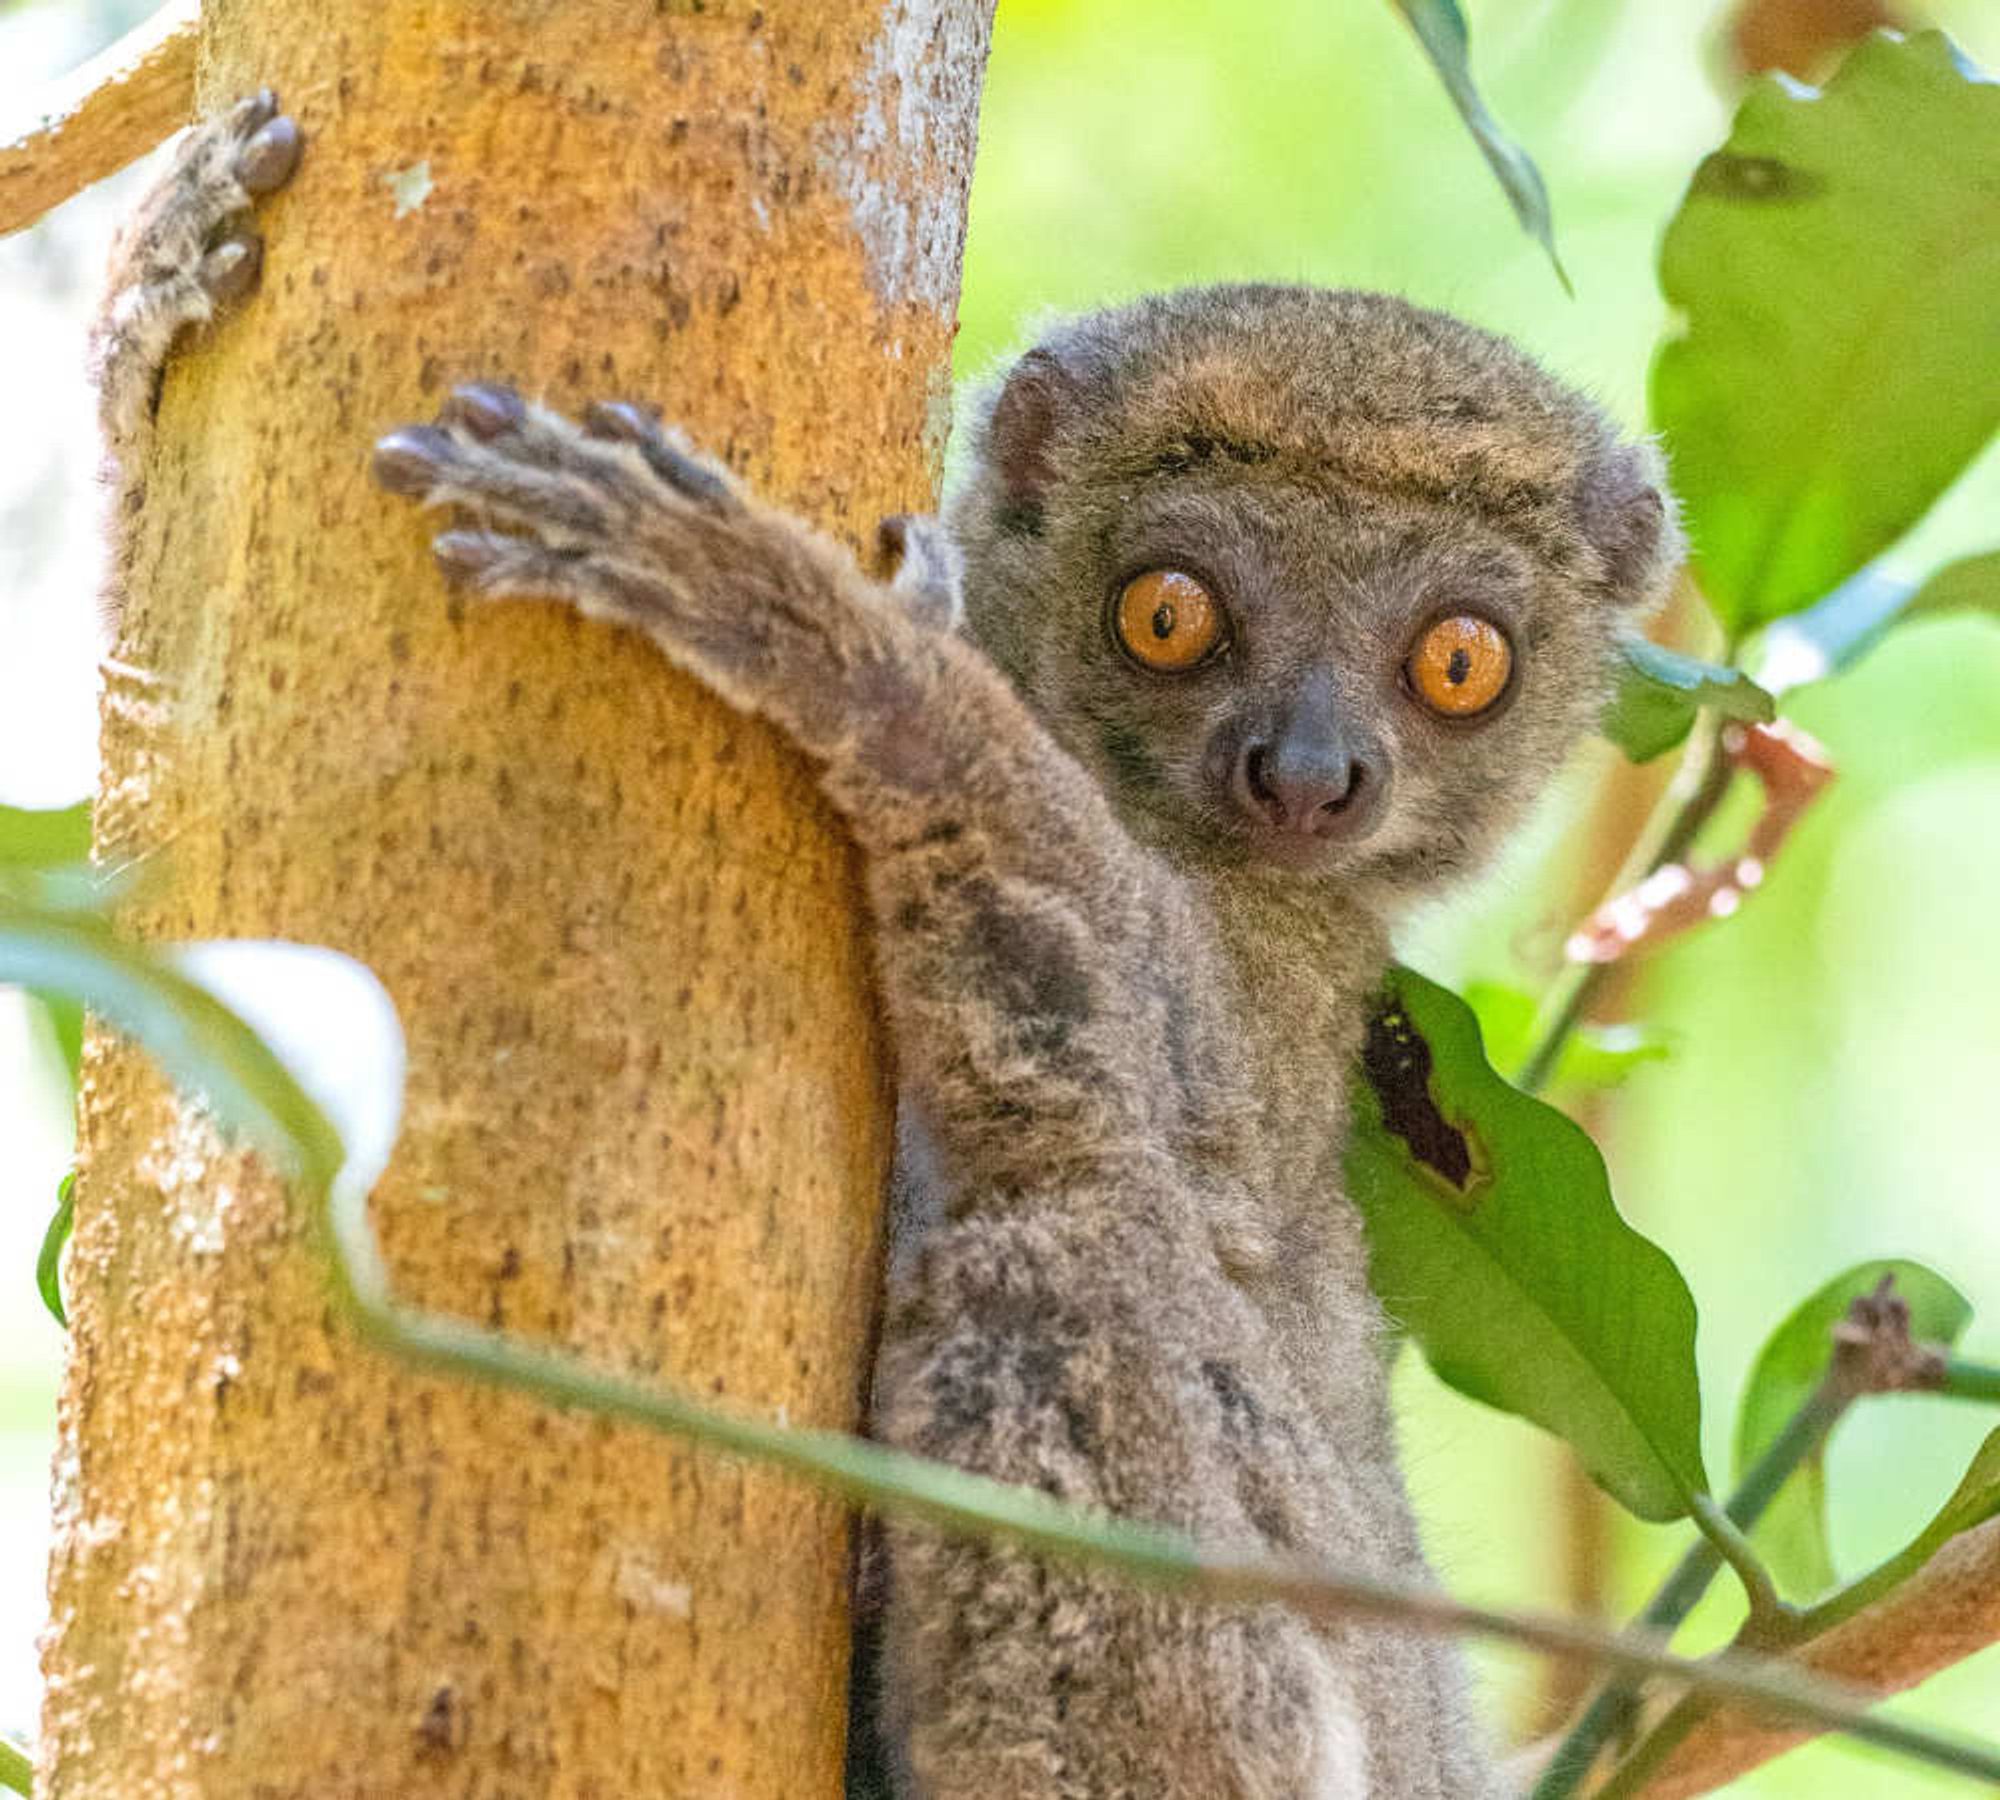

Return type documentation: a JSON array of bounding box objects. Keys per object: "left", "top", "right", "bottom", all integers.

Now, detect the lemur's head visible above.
[{"left": 948, "top": 285, "right": 1678, "bottom": 913}]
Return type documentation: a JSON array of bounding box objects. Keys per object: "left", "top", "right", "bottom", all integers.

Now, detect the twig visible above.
[
  {"left": 1639, "top": 1514, "right": 2000, "bottom": 1797},
  {"left": 1944, "top": 1360, "right": 2000, "bottom": 1405},
  {"left": 1532, "top": 1279, "right": 1952, "bottom": 1797},
  {"left": 0, "top": 0, "right": 196, "bottom": 239},
  {"left": 1516, "top": 714, "right": 1733, "bottom": 1095},
  {"left": 1563, "top": 720, "right": 1834, "bottom": 967},
  {"left": 314, "top": 1158, "right": 2000, "bottom": 1787}
]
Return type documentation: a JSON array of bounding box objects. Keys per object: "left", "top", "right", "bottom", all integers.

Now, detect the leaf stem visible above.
[
  {"left": 1688, "top": 1492, "right": 1789, "bottom": 1628},
  {"left": 0, "top": 1735, "right": 29, "bottom": 1796},
  {"left": 1517, "top": 713, "right": 1736, "bottom": 1096},
  {"left": 1942, "top": 1359, "right": 2000, "bottom": 1405},
  {"left": 1590, "top": 1690, "right": 1710, "bottom": 1800}
]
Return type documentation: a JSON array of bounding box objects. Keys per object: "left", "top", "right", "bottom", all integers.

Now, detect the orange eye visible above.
[
  {"left": 1406, "top": 615, "right": 1513, "bottom": 718},
  {"left": 1114, "top": 570, "right": 1225, "bottom": 671}
]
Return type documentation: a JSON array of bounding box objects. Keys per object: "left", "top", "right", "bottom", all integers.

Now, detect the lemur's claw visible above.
[
  {"left": 371, "top": 426, "right": 456, "bottom": 498},
  {"left": 235, "top": 113, "right": 302, "bottom": 196},
  {"left": 440, "top": 383, "right": 526, "bottom": 441}
]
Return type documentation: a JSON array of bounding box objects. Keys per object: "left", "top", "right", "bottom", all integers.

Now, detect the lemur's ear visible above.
[
  {"left": 986, "top": 348, "right": 1083, "bottom": 531},
  {"left": 1576, "top": 439, "right": 1681, "bottom": 612}
]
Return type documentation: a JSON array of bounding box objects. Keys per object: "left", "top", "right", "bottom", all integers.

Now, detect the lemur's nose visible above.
[{"left": 1232, "top": 678, "right": 1386, "bottom": 840}]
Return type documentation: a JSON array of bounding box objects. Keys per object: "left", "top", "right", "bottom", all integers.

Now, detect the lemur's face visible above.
[{"left": 951, "top": 287, "right": 1676, "bottom": 909}]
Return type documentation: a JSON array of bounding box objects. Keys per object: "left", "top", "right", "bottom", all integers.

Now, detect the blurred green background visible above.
[{"left": 1, "top": 0, "right": 1997, "bottom": 1791}]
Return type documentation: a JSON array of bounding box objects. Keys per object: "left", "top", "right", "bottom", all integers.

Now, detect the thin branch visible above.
[
  {"left": 315, "top": 1167, "right": 2000, "bottom": 1787},
  {"left": 1517, "top": 714, "right": 1734, "bottom": 1094},
  {"left": 1639, "top": 1515, "right": 2000, "bottom": 1798},
  {"left": 1531, "top": 1376, "right": 1849, "bottom": 1797},
  {"left": 1944, "top": 1360, "right": 2000, "bottom": 1405},
  {"left": 1540, "top": 1282, "right": 1984, "bottom": 1794},
  {"left": 0, "top": 0, "right": 196, "bottom": 239}
]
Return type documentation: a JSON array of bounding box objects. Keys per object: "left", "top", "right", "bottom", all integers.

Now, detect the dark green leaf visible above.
[
  {"left": 1388, "top": 0, "right": 1568, "bottom": 289},
  {"left": 1735, "top": 1260, "right": 1972, "bottom": 1601},
  {"left": 1464, "top": 981, "right": 1672, "bottom": 1093},
  {"left": 37, "top": 1172, "right": 74, "bottom": 1330},
  {"left": 1601, "top": 637, "right": 1776, "bottom": 762},
  {"left": 1759, "top": 551, "right": 2000, "bottom": 693},
  {"left": 1652, "top": 32, "right": 2000, "bottom": 633},
  {"left": 1346, "top": 966, "right": 1707, "bottom": 1520}
]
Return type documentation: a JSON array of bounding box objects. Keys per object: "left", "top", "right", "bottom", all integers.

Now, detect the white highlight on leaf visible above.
[
  {"left": 168, "top": 940, "right": 407, "bottom": 1203},
  {"left": 1756, "top": 623, "right": 1831, "bottom": 695},
  {"left": 386, "top": 161, "right": 434, "bottom": 220}
]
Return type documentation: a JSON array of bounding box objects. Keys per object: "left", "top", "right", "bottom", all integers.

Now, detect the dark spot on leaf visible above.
[
  {"left": 1692, "top": 151, "right": 1826, "bottom": 203},
  {"left": 1361, "top": 998, "right": 1474, "bottom": 1190}
]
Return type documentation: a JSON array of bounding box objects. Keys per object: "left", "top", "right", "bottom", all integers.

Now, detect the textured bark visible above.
[
  {"left": 43, "top": 2, "right": 991, "bottom": 1794},
  {"left": 1642, "top": 1516, "right": 2000, "bottom": 1798}
]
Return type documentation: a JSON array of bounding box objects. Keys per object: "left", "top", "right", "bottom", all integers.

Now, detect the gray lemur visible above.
[{"left": 100, "top": 96, "right": 1677, "bottom": 1800}]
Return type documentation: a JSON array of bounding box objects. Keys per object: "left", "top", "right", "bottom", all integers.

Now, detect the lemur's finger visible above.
[{"left": 236, "top": 115, "right": 303, "bottom": 197}]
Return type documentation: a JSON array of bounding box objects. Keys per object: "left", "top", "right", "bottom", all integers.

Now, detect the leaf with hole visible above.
[
  {"left": 1735, "top": 1260, "right": 1972, "bottom": 1602},
  {"left": 1601, "top": 637, "right": 1776, "bottom": 762},
  {"left": 1652, "top": 32, "right": 2000, "bottom": 633},
  {"left": 1346, "top": 965, "right": 1707, "bottom": 1520}
]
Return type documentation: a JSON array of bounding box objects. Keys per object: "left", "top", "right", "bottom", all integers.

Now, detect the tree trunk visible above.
[{"left": 42, "top": 2, "right": 991, "bottom": 1793}]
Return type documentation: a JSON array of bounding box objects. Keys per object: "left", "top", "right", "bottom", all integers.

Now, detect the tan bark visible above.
[
  {"left": 1643, "top": 1516, "right": 2000, "bottom": 1797},
  {"left": 0, "top": 0, "right": 196, "bottom": 239},
  {"left": 43, "top": 2, "right": 991, "bottom": 1794}
]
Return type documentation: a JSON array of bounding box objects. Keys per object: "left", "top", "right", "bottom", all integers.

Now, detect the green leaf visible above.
[
  {"left": 1388, "top": 0, "right": 1568, "bottom": 290},
  {"left": 1601, "top": 637, "right": 1776, "bottom": 763},
  {"left": 1735, "top": 1260, "right": 1972, "bottom": 1602},
  {"left": 1905, "top": 548, "right": 2000, "bottom": 623},
  {"left": 1759, "top": 551, "right": 2000, "bottom": 693},
  {"left": 36, "top": 992, "right": 83, "bottom": 1088},
  {"left": 1809, "top": 1426, "right": 2000, "bottom": 1633},
  {"left": 37, "top": 1173, "right": 73, "bottom": 1330},
  {"left": 1652, "top": 32, "right": 2000, "bottom": 634},
  {"left": 0, "top": 897, "right": 347, "bottom": 1186},
  {"left": 0, "top": 801, "right": 88, "bottom": 869},
  {"left": 1919, "top": 1430, "right": 2000, "bottom": 1547},
  {"left": 1346, "top": 965, "right": 1707, "bottom": 1520},
  {"left": 1464, "top": 981, "right": 1672, "bottom": 1093},
  {"left": 0, "top": 1734, "right": 27, "bottom": 1797}
]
